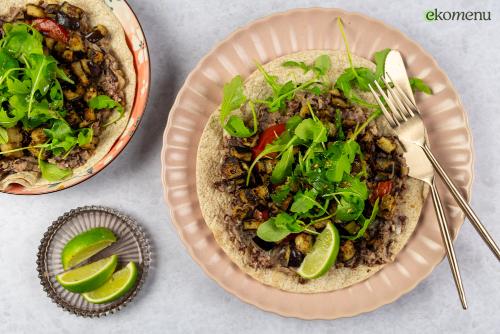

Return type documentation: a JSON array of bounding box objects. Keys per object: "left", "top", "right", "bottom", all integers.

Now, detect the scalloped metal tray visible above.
[{"left": 37, "top": 206, "right": 152, "bottom": 317}]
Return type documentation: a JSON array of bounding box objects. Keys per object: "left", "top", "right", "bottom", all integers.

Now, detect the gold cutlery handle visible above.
[
  {"left": 430, "top": 180, "right": 468, "bottom": 310},
  {"left": 422, "top": 144, "right": 500, "bottom": 261}
]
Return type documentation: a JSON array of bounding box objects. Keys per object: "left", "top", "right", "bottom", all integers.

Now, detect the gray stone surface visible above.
[{"left": 1, "top": 0, "right": 499, "bottom": 333}]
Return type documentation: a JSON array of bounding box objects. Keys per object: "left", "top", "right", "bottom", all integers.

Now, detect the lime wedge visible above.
[
  {"left": 297, "top": 222, "right": 340, "bottom": 279},
  {"left": 82, "top": 262, "right": 138, "bottom": 304},
  {"left": 56, "top": 255, "right": 118, "bottom": 293},
  {"left": 62, "top": 227, "right": 117, "bottom": 270}
]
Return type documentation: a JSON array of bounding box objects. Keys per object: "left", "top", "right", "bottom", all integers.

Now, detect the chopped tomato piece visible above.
[
  {"left": 32, "top": 18, "right": 69, "bottom": 43},
  {"left": 370, "top": 180, "right": 393, "bottom": 203},
  {"left": 251, "top": 123, "right": 286, "bottom": 159}
]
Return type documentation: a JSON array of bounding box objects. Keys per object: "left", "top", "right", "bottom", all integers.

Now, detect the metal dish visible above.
[{"left": 37, "top": 206, "right": 152, "bottom": 317}]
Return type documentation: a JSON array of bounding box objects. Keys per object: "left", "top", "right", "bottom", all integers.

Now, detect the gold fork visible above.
[
  {"left": 368, "top": 79, "right": 468, "bottom": 309},
  {"left": 372, "top": 75, "right": 500, "bottom": 262}
]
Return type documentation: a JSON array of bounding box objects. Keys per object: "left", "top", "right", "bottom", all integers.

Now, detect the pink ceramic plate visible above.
[
  {"left": 4, "top": 0, "right": 150, "bottom": 195},
  {"left": 161, "top": 8, "right": 473, "bottom": 319}
]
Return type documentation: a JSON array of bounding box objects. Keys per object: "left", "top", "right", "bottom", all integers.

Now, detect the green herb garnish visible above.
[{"left": 0, "top": 23, "right": 119, "bottom": 182}]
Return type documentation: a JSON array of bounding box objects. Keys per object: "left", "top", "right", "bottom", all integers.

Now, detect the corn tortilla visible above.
[{"left": 196, "top": 50, "right": 427, "bottom": 293}]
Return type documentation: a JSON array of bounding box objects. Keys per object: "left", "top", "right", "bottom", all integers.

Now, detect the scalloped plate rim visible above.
[{"left": 161, "top": 7, "right": 474, "bottom": 319}]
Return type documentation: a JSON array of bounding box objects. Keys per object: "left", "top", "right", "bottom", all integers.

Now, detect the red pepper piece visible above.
[
  {"left": 32, "top": 18, "right": 69, "bottom": 43},
  {"left": 251, "top": 123, "right": 286, "bottom": 159}
]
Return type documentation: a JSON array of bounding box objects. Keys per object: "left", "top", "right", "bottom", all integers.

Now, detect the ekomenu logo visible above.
[{"left": 425, "top": 8, "right": 492, "bottom": 21}]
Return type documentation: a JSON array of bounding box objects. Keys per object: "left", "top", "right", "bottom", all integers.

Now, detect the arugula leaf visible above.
[
  {"left": 271, "top": 145, "right": 294, "bottom": 184},
  {"left": 5, "top": 95, "right": 30, "bottom": 128},
  {"left": 409, "top": 77, "right": 432, "bottom": 95},
  {"left": 0, "top": 48, "right": 19, "bottom": 72},
  {"left": 223, "top": 101, "right": 257, "bottom": 138},
  {"left": 43, "top": 120, "right": 78, "bottom": 156},
  {"left": 224, "top": 116, "right": 253, "bottom": 137},
  {"left": 0, "top": 23, "right": 44, "bottom": 61},
  {"left": 313, "top": 55, "right": 331, "bottom": 76},
  {"left": 38, "top": 159, "right": 72, "bottom": 182},
  {"left": 49, "top": 81, "right": 64, "bottom": 110},
  {"left": 285, "top": 115, "right": 302, "bottom": 133},
  {"left": 282, "top": 60, "right": 310, "bottom": 73},
  {"left": 294, "top": 118, "right": 327, "bottom": 143},
  {"left": 88, "top": 95, "right": 125, "bottom": 126},
  {"left": 218, "top": 76, "right": 257, "bottom": 137},
  {"left": 373, "top": 48, "right": 391, "bottom": 79},
  {"left": 77, "top": 128, "right": 93, "bottom": 146},
  {"left": 0, "top": 127, "right": 8, "bottom": 144},
  {"left": 55, "top": 67, "right": 74, "bottom": 84},
  {"left": 255, "top": 62, "right": 315, "bottom": 112},
  {"left": 324, "top": 142, "right": 352, "bottom": 183},
  {"left": 343, "top": 198, "right": 380, "bottom": 240},
  {"left": 333, "top": 175, "right": 369, "bottom": 222},
  {"left": 335, "top": 194, "right": 365, "bottom": 221},
  {"left": 271, "top": 184, "right": 291, "bottom": 204},
  {"left": 257, "top": 213, "right": 305, "bottom": 242},
  {"left": 24, "top": 100, "right": 62, "bottom": 129},
  {"left": 44, "top": 120, "right": 73, "bottom": 141},
  {"left": 219, "top": 75, "right": 246, "bottom": 124},
  {"left": 256, "top": 62, "right": 284, "bottom": 96},
  {"left": 25, "top": 54, "right": 57, "bottom": 116},
  {"left": 282, "top": 55, "right": 331, "bottom": 77},
  {"left": 290, "top": 188, "right": 323, "bottom": 213},
  {"left": 335, "top": 109, "right": 345, "bottom": 140},
  {"left": 6, "top": 77, "right": 30, "bottom": 95},
  {"left": 257, "top": 213, "right": 295, "bottom": 242},
  {"left": 337, "top": 175, "right": 368, "bottom": 200}
]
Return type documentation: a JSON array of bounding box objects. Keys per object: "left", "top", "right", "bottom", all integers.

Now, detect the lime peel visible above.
[
  {"left": 297, "top": 222, "right": 340, "bottom": 279},
  {"left": 56, "top": 255, "right": 118, "bottom": 293},
  {"left": 82, "top": 261, "right": 138, "bottom": 304},
  {"left": 62, "top": 227, "right": 117, "bottom": 270}
]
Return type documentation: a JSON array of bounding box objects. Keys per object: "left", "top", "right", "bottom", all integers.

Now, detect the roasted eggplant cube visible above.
[
  {"left": 340, "top": 240, "right": 356, "bottom": 262},
  {"left": 221, "top": 157, "right": 245, "bottom": 180},
  {"left": 30, "top": 128, "right": 47, "bottom": 144},
  {"left": 60, "top": 2, "right": 83, "bottom": 19},
  {"left": 89, "top": 49, "right": 104, "bottom": 64},
  {"left": 376, "top": 137, "right": 396, "bottom": 153},
  {"left": 61, "top": 50, "right": 74, "bottom": 62},
  {"left": 44, "top": 37, "right": 56, "bottom": 50},
  {"left": 83, "top": 86, "right": 98, "bottom": 102},
  {"left": 26, "top": 4, "right": 46, "bottom": 18},
  {"left": 63, "top": 85, "right": 85, "bottom": 101},
  {"left": 288, "top": 247, "right": 305, "bottom": 267},
  {"left": 71, "top": 61, "right": 90, "bottom": 86},
  {"left": 85, "top": 25, "right": 108, "bottom": 43},
  {"left": 68, "top": 35, "right": 86, "bottom": 52},
  {"left": 65, "top": 110, "right": 82, "bottom": 127},
  {"left": 229, "top": 146, "right": 252, "bottom": 162},
  {"left": 0, "top": 127, "right": 24, "bottom": 158},
  {"left": 294, "top": 233, "right": 313, "bottom": 254},
  {"left": 243, "top": 220, "right": 262, "bottom": 230},
  {"left": 344, "top": 221, "right": 360, "bottom": 235}
]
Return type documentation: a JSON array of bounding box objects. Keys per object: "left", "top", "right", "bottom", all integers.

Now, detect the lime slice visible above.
[
  {"left": 56, "top": 255, "right": 118, "bottom": 293},
  {"left": 82, "top": 262, "right": 138, "bottom": 304},
  {"left": 62, "top": 227, "right": 117, "bottom": 270},
  {"left": 297, "top": 222, "right": 340, "bottom": 279}
]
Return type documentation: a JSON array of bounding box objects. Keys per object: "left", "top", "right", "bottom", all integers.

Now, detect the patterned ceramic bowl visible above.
[
  {"left": 37, "top": 206, "right": 152, "bottom": 317},
  {"left": 4, "top": 0, "right": 150, "bottom": 195}
]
